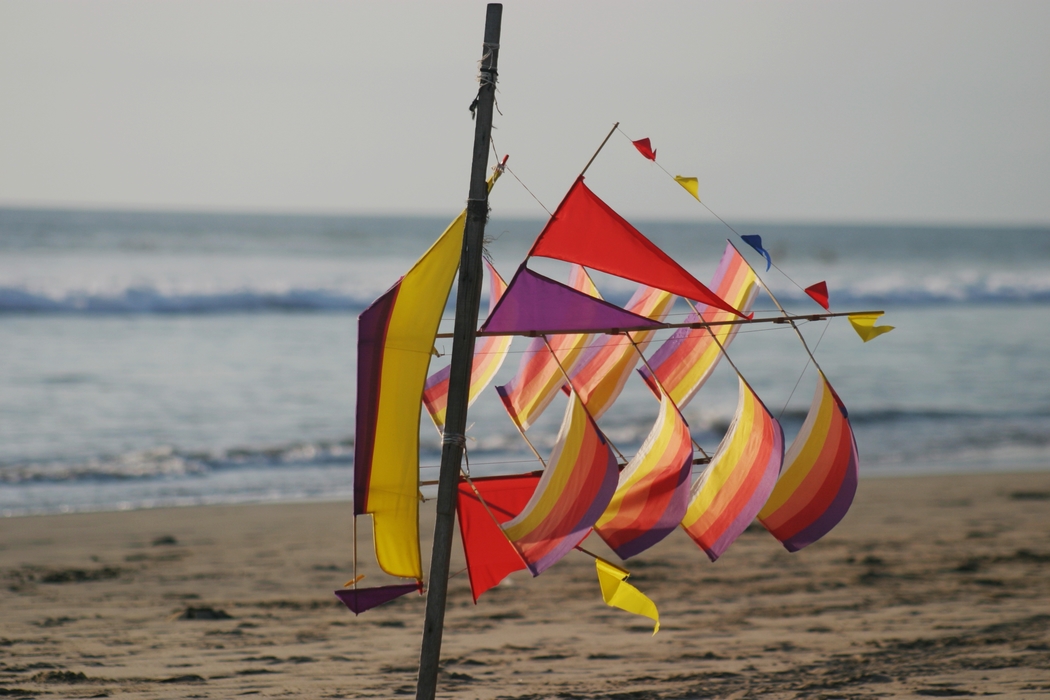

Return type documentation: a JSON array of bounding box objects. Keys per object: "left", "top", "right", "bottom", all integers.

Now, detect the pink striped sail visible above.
[
  {"left": 681, "top": 378, "right": 784, "bottom": 561},
  {"left": 639, "top": 242, "right": 759, "bottom": 408},
  {"left": 502, "top": 393, "right": 620, "bottom": 575},
  {"left": 594, "top": 391, "right": 693, "bottom": 559},
  {"left": 496, "top": 265, "right": 598, "bottom": 431},
  {"left": 570, "top": 285, "right": 675, "bottom": 419},
  {"left": 758, "top": 373, "right": 859, "bottom": 552},
  {"left": 422, "top": 260, "right": 510, "bottom": 429}
]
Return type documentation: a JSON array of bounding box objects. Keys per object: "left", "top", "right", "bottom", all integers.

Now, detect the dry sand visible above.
[{"left": 2, "top": 471, "right": 1049, "bottom": 699}]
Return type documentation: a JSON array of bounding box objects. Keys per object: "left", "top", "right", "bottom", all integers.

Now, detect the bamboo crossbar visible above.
[
  {"left": 434, "top": 309, "right": 882, "bottom": 339},
  {"left": 419, "top": 455, "right": 712, "bottom": 486}
]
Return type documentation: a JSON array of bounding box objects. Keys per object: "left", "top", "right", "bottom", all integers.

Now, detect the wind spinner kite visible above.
[{"left": 341, "top": 127, "right": 892, "bottom": 633}]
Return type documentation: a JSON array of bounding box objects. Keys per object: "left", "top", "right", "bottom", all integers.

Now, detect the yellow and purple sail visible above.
[
  {"left": 758, "top": 372, "right": 859, "bottom": 552},
  {"left": 353, "top": 212, "right": 468, "bottom": 580},
  {"left": 681, "top": 378, "right": 784, "bottom": 561},
  {"left": 569, "top": 285, "right": 675, "bottom": 419},
  {"left": 422, "top": 259, "right": 511, "bottom": 429},
  {"left": 501, "top": 393, "right": 619, "bottom": 575},
  {"left": 639, "top": 242, "right": 759, "bottom": 408},
  {"left": 594, "top": 391, "right": 693, "bottom": 559},
  {"left": 493, "top": 264, "right": 600, "bottom": 431}
]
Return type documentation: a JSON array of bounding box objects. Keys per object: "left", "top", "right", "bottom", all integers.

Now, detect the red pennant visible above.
[
  {"left": 632, "top": 138, "right": 657, "bottom": 161},
  {"left": 805, "top": 281, "right": 829, "bottom": 310},
  {"left": 529, "top": 177, "right": 746, "bottom": 318},
  {"left": 456, "top": 473, "right": 540, "bottom": 602}
]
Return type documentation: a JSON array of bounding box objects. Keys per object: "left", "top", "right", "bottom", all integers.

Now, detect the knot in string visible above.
[
  {"left": 442, "top": 432, "right": 470, "bottom": 476},
  {"left": 469, "top": 46, "right": 499, "bottom": 120},
  {"left": 442, "top": 432, "right": 467, "bottom": 449}
]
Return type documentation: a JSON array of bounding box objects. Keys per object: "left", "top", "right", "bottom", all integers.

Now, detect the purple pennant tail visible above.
[
  {"left": 334, "top": 583, "right": 422, "bottom": 615},
  {"left": 740, "top": 235, "right": 772, "bottom": 271},
  {"left": 480, "top": 264, "right": 665, "bottom": 335}
]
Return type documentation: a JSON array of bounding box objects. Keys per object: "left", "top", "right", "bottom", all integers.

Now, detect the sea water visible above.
[{"left": 1, "top": 207, "right": 1048, "bottom": 516}]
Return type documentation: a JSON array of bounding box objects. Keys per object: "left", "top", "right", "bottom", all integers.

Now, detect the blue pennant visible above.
[{"left": 740, "top": 235, "right": 771, "bottom": 271}]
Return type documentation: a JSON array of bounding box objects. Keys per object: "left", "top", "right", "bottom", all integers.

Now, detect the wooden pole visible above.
[{"left": 415, "top": 5, "right": 502, "bottom": 700}]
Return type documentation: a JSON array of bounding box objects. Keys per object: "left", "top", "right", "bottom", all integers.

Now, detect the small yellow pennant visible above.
[
  {"left": 674, "top": 176, "right": 700, "bottom": 202},
  {"left": 848, "top": 313, "right": 895, "bottom": 342},
  {"left": 595, "top": 558, "right": 660, "bottom": 634}
]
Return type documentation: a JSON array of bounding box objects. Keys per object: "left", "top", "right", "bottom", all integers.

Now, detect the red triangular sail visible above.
[
  {"left": 528, "top": 177, "right": 745, "bottom": 318},
  {"left": 456, "top": 473, "right": 540, "bottom": 602}
]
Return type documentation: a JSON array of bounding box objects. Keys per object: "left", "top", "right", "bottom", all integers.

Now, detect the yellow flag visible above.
[
  {"left": 595, "top": 558, "right": 660, "bottom": 634},
  {"left": 848, "top": 313, "right": 894, "bottom": 342},
  {"left": 674, "top": 176, "right": 700, "bottom": 201}
]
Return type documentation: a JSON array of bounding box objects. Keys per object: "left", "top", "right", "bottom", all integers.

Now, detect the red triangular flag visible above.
[
  {"left": 529, "top": 177, "right": 746, "bottom": 318},
  {"left": 805, "top": 281, "right": 829, "bottom": 310},
  {"left": 632, "top": 138, "right": 657, "bottom": 161},
  {"left": 457, "top": 473, "right": 540, "bottom": 602}
]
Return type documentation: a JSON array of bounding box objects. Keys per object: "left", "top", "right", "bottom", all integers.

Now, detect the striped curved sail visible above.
[
  {"left": 681, "top": 378, "right": 784, "bottom": 561},
  {"left": 758, "top": 373, "right": 859, "bottom": 552},
  {"left": 502, "top": 393, "right": 619, "bottom": 575},
  {"left": 594, "top": 392, "right": 693, "bottom": 559},
  {"left": 495, "top": 265, "right": 598, "bottom": 431},
  {"left": 570, "top": 285, "right": 675, "bottom": 419},
  {"left": 422, "top": 260, "right": 510, "bottom": 430},
  {"left": 640, "top": 243, "right": 759, "bottom": 408}
]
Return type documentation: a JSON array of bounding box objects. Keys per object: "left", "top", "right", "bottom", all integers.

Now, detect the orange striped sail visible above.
[
  {"left": 758, "top": 373, "right": 859, "bottom": 552},
  {"left": 496, "top": 265, "right": 598, "bottom": 431},
  {"left": 570, "top": 285, "right": 675, "bottom": 419},
  {"left": 422, "top": 260, "right": 510, "bottom": 430},
  {"left": 681, "top": 378, "right": 784, "bottom": 561},
  {"left": 594, "top": 391, "right": 693, "bottom": 559},
  {"left": 502, "top": 393, "right": 620, "bottom": 575},
  {"left": 639, "top": 242, "right": 759, "bottom": 408}
]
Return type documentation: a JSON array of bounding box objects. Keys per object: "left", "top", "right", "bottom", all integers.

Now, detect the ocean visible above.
[{"left": 1, "top": 207, "right": 1048, "bottom": 517}]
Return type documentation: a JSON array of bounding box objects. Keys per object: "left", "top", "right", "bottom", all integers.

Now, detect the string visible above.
[
  {"left": 777, "top": 319, "right": 831, "bottom": 419},
  {"left": 614, "top": 125, "right": 813, "bottom": 297},
  {"left": 505, "top": 165, "right": 553, "bottom": 217}
]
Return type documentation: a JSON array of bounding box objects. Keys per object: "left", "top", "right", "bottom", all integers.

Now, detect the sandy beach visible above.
[{"left": 2, "top": 470, "right": 1049, "bottom": 699}]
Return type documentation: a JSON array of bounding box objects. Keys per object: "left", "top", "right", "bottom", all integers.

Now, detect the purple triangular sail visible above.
[
  {"left": 333, "top": 583, "right": 422, "bottom": 615},
  {"left": 480, "top": 265, "right": 665, "bottom": 335}
]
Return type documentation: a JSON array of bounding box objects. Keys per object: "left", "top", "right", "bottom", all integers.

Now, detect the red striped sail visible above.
[
  {"left": 681, "top": 378, "right": 783, "bottom": 561},
  {"left": 422, "top": 260, "right": 510, "bottom": 429},
  {"left": 569, "top": 285, "right": 675, "bottom": 419},
  {"left": 639, "top": 243, "right": 759, "bottom": 408},
  {"left": 758, "top": 373, "right": 859, "bottom": 552},
  {"left": 593, "top": 391, "right": 693, "bottom": 559},
  {"left": 495, "top": 265, "right": 598, "bottom": 431},
  {"left": 501, "top": 393, "right": 620, "bottom": 575}
]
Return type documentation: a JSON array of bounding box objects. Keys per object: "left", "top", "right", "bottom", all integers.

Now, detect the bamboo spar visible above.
[
  {"left": 415, "top": 5, "right": 502, "bottom": 700},
  {"left": 437, "top": 309, "right": 885, "bottom": 339}
]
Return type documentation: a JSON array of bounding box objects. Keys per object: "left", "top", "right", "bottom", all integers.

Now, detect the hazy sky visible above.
[{"left": 1, "top": 1, "right": 1047, "bottom": 224}]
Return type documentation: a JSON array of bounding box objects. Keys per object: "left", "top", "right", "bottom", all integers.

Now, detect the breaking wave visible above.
[
  {"left": 0, "top": 285, "right": 376, "bottom": 315},
  {"left": 2, "top": 270, "right": 1048, "bottom": 317},
  {"left": 0, "top": 441, "right": 355, "bottom": 485}
]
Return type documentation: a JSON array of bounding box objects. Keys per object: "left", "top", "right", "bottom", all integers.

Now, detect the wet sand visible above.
[{"left": 2, "top": 470, "right": 1049, "bottom": 699}]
